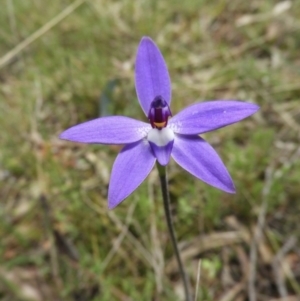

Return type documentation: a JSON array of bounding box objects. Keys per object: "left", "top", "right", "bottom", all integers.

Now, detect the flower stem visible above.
[{"left": 156, "top": 163, "right": 192, "bottom": 301}]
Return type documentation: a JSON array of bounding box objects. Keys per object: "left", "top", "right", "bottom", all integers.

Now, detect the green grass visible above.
[{"left": 1, "top": 0, "right": 300, "bottom": 300}]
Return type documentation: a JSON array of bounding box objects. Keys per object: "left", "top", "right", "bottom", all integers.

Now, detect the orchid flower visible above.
[{"left": 60, "top": 37, "right": 259, "bottom": 209}]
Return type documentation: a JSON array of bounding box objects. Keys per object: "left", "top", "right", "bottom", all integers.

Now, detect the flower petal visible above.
[
  {"left": 108, "top": 140, "right": 156, "bottom": 209},
  {"left": 169, "top": 100, "right": 259, "bottom": 135},
  {"left": 147, "top": 128, "right": 174, "bottom": 166},
  {"left": 171, "top": 135, "right": 235, "bottom": 193},
  {"left": 60, "top": 116, "right": 150, "bottom": 144},
  {"left": 135, "top": 36, "right": 171, "bottom": 116}
]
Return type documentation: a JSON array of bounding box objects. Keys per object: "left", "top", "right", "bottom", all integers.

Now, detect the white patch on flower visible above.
[
  {"left": 136, "top": 125, "right": 151, "bottom": 137},
  {"left": 168, "top": 122, "right": 182, "bottom": 133},
  {"left": 147, "top": 128, "right": 174, "bottom": 147}
]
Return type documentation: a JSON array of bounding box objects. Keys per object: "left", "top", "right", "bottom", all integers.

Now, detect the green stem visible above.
[{"left": 156, "top": 163, "right": 192, "bottom": 301}]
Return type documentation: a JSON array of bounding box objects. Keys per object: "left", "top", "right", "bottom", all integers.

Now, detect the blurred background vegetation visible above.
[{"left": 0, "top": 0, "right": 300, "bottom": 300}]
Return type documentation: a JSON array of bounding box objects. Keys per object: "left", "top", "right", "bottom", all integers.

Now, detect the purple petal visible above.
[
  {"left": 135, "top": 36, "right": 171, "bottom": 116},
  {"left": 169, "top": 100, "right": 259, "bottom": 135},
  {"left": 60, "top": 116, "right": 150, "bottom": 144},
  {"left": 171, "top": 135, "right": 235, "bottom": 193},
  {"left": 149, "top": 141, "right": 174, "bottom": 166},
  {"left": 108, "top": 140, "right": 156, "bottom": 209}
]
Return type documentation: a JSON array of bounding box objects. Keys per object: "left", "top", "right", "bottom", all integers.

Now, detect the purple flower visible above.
[{"left": 60, "top": 37, "right": 259, "bottom": 209}]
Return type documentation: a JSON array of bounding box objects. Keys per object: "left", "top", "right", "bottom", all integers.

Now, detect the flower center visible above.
[{"left": 148, "top": 96, "right": 172, "bottom": 129}]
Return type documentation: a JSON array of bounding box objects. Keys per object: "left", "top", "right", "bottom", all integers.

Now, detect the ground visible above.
[{"left": 0, "top": 0, "right": 300, "bottom": 300}]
